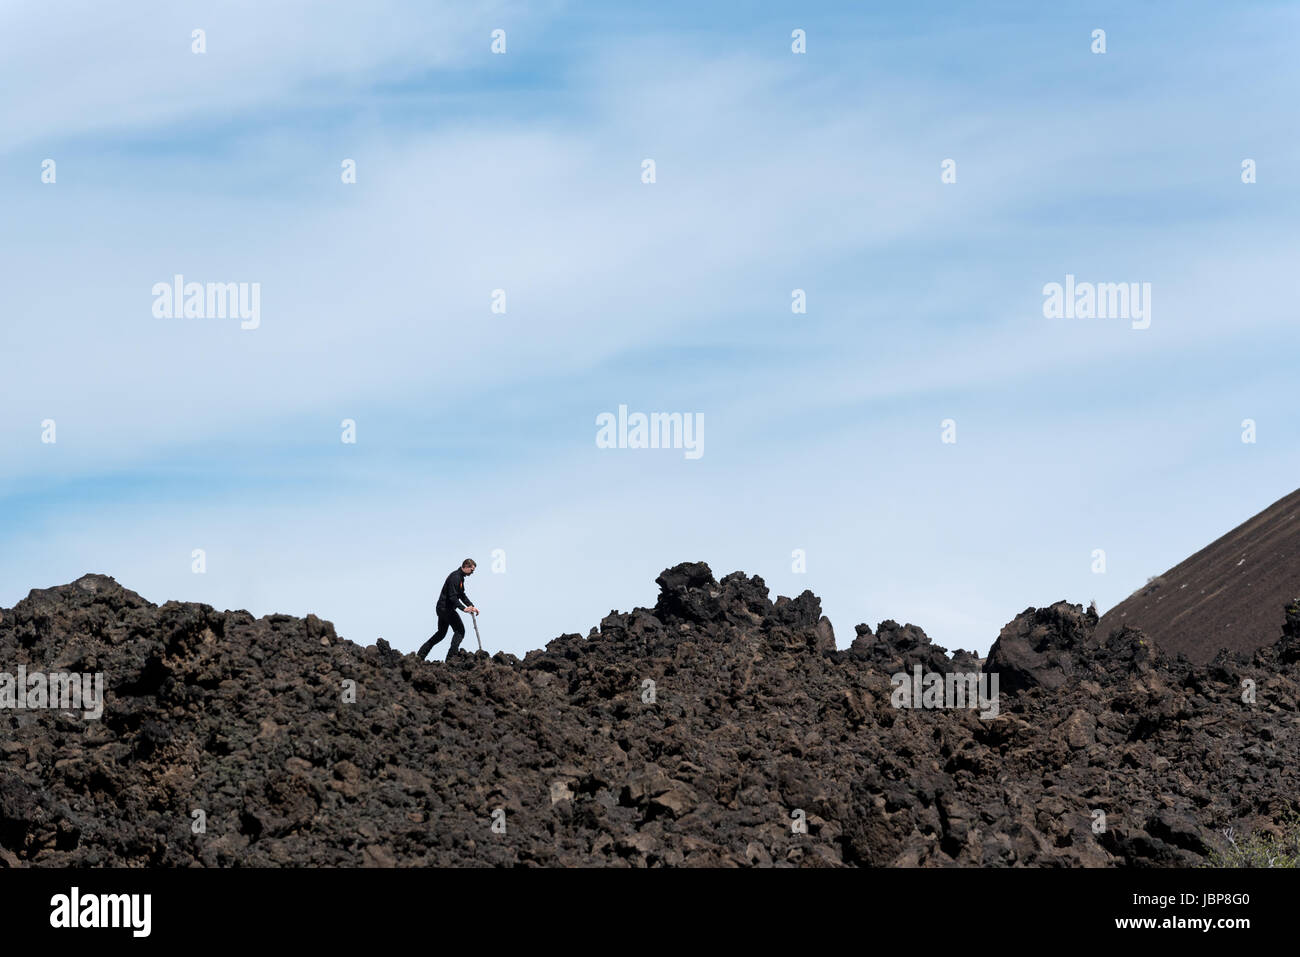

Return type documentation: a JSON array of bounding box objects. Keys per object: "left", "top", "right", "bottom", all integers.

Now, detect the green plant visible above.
[{"left": 1207, "top": 806, "right": 1300, "bottom": 867}]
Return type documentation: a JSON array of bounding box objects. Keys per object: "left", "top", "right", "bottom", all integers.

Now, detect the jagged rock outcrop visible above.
[
  {"left": 0, "top": 564, "right": 1296, "bottom": 867},
  {"left": 848, "top": 620, "right": 957, "bottom": 675},
  {"left": 984, "top": 600, "right": 1148, "bottom": 694}
]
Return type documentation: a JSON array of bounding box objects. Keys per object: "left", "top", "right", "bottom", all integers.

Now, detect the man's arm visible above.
[{"left": 458, "top": 573, "right": 475, "bottom": 611}]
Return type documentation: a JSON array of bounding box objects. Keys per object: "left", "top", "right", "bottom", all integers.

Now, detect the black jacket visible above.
[{"left": 436, "top": 568, "right": 474, "bottom": 613}]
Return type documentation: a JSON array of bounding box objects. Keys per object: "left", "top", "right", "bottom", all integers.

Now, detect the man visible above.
[{"left": 417, "top": 559, "right": 479, "bottom": 661}]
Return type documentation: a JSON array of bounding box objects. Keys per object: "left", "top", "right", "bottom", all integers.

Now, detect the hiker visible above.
[{"left": 417, "top": 559, "right": 479, "bottom": 660}]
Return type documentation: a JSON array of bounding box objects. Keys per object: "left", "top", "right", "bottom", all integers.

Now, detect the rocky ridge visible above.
[{"left": 1, "top": 563, "right": 1297, "bottom": 867}]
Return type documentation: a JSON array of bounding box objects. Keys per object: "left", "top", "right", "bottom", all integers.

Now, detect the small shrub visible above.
[{"left": 1207, "top": 807, "right": 1300, "bottom": 867}]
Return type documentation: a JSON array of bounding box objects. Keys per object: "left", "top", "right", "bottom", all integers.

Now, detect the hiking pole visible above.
[{"left": 471, "top": 611, "right": 482, "bottom": 652}]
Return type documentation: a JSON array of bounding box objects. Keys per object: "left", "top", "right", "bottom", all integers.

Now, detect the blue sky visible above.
[{"left": 2, "top": 0, "right": 1298, "bottom": 657}]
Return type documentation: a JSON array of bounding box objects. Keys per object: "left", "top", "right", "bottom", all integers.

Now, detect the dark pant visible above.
[{"left": 418, "top": 606, "right": 464, "bottom": 660}]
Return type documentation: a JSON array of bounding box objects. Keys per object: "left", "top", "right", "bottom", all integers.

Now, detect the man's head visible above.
[{"left": 461, "top": 558, "right": 477, "bottom": 575}]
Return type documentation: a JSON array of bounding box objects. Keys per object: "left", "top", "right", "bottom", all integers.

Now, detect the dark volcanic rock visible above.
[
  {"left": 984, "top": 601, "right": 1098, "bottom": 693},
  {"left": 984, "top": 602, "right": 1166, "bottom": 695},
  {"left": 1, "top": 564, "right": 1297, "bottom": 867},
  {"left": 848, "top": 620, "right": 955, "bottom": 674},
  {"left": 1096, "top": 487, "right": 1300, "bottom": 663}
]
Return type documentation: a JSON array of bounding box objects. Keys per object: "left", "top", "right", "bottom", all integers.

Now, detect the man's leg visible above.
[
  {"left": 445, "top": 612, "right": 466, "bottom": 657},
  {"left": 417, "top": 609, "right": 453, "bottom": 660}
]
